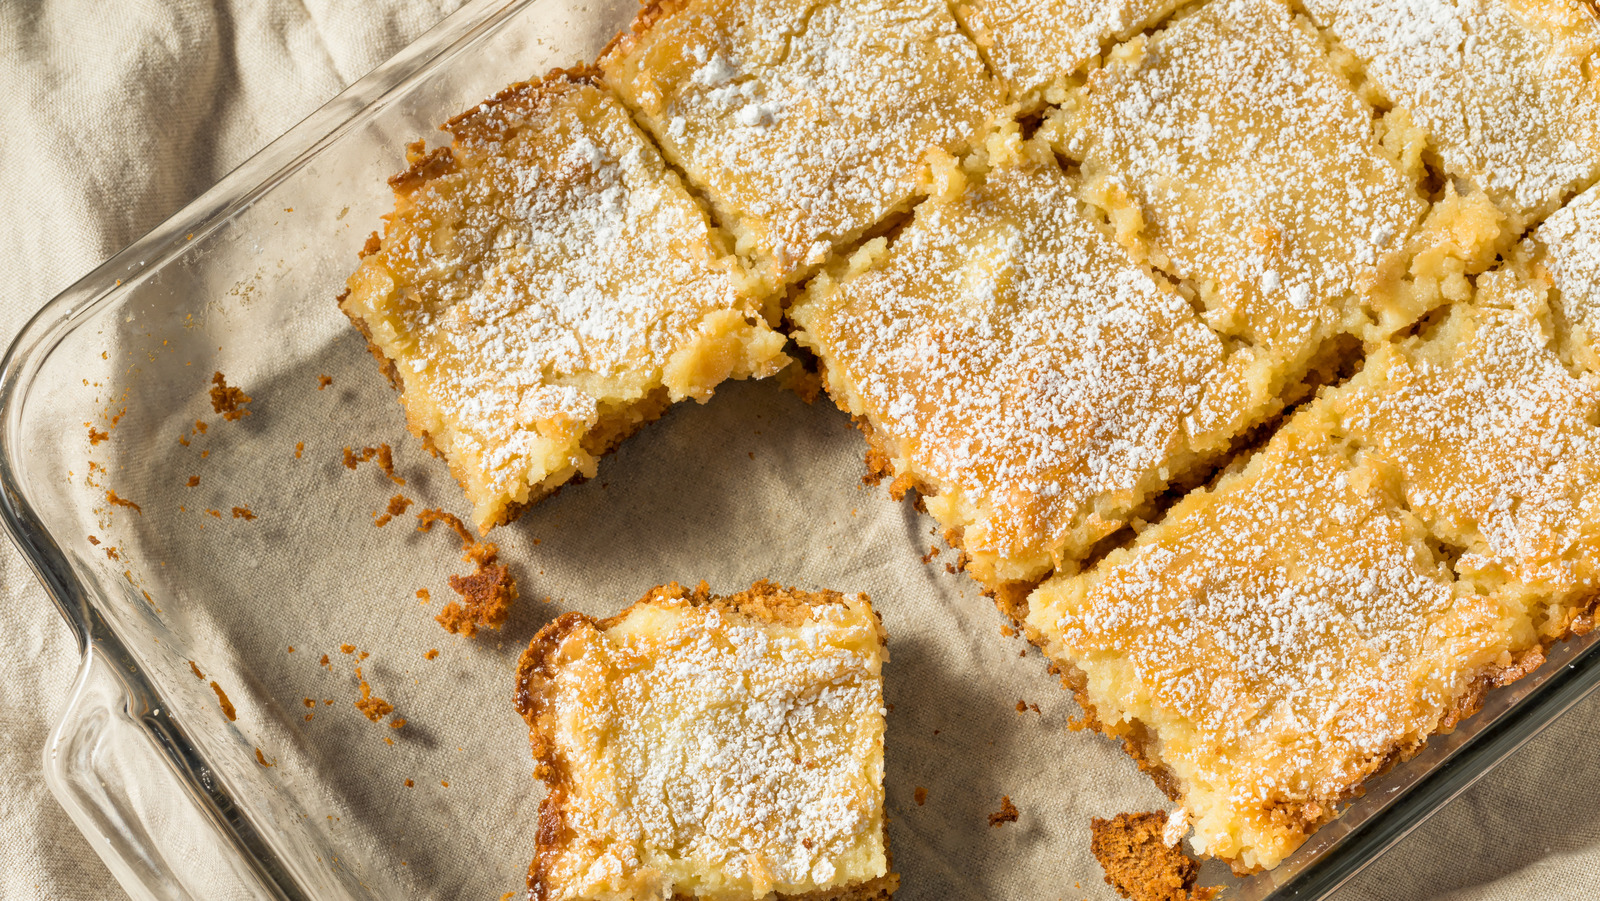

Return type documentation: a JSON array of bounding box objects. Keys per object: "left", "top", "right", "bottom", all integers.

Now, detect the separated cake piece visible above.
[
  {"left": 600, "top": 0, "right": 1004, "bottom": 290},
  {"left": 954, "top": 0, "right": 1192, "bottom": 106},
  {"left": 1024, "top": 419, "right": 1518, "bottom": 873},
  {"left": 1527, "top": 182, "right": 1600, "bottom": 373},
  {"left": 1330, "top": 271, "right": 1600, "bottom": 639},
  {"left": 341, "top": 72, "right": 788, "bottom": 533},
  {"left": 1049, "top": 0, "right": 1448, "bottom": 379},
  {"left": 789, "top": 134, "right": 1273, "bottom": 606},
  {"left": 514, "top": 581, "right": 895, "bottom": 901},
  {"left": 1302, "top": 0, "right": 1600, "bottom": 228}
]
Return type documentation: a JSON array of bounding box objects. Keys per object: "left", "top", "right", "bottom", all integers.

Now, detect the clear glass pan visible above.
[{"left": 5, "top": 0, "right": 1599, "bottom": 898}]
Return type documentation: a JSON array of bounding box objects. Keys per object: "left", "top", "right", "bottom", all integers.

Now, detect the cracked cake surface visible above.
[
  {"left": 599, "top": 0, "right": 1005, "bottom": 290},
  {"left": 1024, "top": 414, "right": 1517, "bottom": 872},
  {"left": 789, "top": 133, "right": 1273, "bottom": 591},
  {"left": 1049, "top": 0, "right": 1447, "bottom": 372},
  {"left": 340, "top": 73, "right": 788, "bottom": 533},
  {"left": 514, "top": 582, "right": 895, "bottom": 901},
  {"left": 1301, "top": 0, "right": 1600, "bottom": 228}
]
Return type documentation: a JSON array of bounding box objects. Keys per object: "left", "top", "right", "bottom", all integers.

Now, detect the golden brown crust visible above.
[
  {"left": 515, "top": 582, "right": 890, "bottom": 900},
  {"left": 442, "top": 66, "right": 602, "bottom": 145},
  {"left": 1090, "top": 812, "right": 1212, "bottom": 901},
  {"left": 597, "top": 0, "right": 691, "bottom": 66}
]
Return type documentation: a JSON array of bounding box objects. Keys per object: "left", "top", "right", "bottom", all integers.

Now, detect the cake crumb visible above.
[
  {"left": 318, "top": 375, "right": 333, "bottom": 390},
  {"left": 87, "top": 536, "right": 99, "bottom": 545},
  {"left": 920, "top": 545, "right": 940, "bottom": 563},
  {"left": 303, "top": 698, "right": 315, "bottom": 708},
  {"left": 440, "top": 781, "right": 449, "bottom": 788},
  {"left": 353, "top": 666, "right": 394, "bottom": 722},
  {"left": 418, "top": 508, "right": 517, "bottom": 637},
  {"left": 390, "top": 718, "right": 407, "bottom": 729},
  {"left": 294, "top": 441, "right": 304, "bottom": 459},
  {"left": 286, "top": 646, "right": 294, "bottom": 653},
  {"left": 343, "top": 444, "right": 405, "bottom": 485},
  {"left": 1090, "top": 812, "right": 1213, "bottom": 901},
  {"left": 209, "top": 681, "right": 236, "bottom": 721},
  {"left": 188, "top": 660, "right": 204, "bottom": 680},
  {"left": 424, "top": 648, "right": 439, "bottom": 660},
  {"left": 187, "top": 476, "right": 200, "bottom": 487},
  {"left": 340, "top": 644, "right": 356, "bottom": 654},
  {"left": 106, "top": 490, "right": 142, "bottom": 514},
  {"left": 405, "top": 778, "right": 414, "bottom": 787},
  {"left": 417, "top": 588, "right": 430, "bottom": 604},
  {"left": 255, "top": 748, "right": 274, "bottom": 768},
  {"left": 1001, "top": 624, "right": 1016, "bottom": 638},
  {"left": 988, "top": 796, "right": 1020, "bottom": 827},
  {"left": 231, "top": 506, "right": 256, "bottom": 521},
  {"left": 206, "top": 509, "right": 221, "bottom": 518},
  {"left": 915, "top": 786, "right": 928, "bottom": 806},
  {"left": 209, "top": 371, "right": 252, "bottom": 421},
  {"left": 88, "top": 426, "right": 108, "bottom": 445},
  {"left": 373, "top": 494, "right": 414, "bottom": 527},
  {"left": 319, "top": 654, "right": 331, "bottom": 668}
]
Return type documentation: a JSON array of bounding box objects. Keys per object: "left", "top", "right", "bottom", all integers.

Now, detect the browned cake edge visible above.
[
  {"left": 1052, "top": 598, "right": 1598, "bottom": 880},
  {"left": 513, "top": 581, "right": 895, "bottom": 901},
  {"left": 339, "top": 66, "right": 683, "bottom": 535}
]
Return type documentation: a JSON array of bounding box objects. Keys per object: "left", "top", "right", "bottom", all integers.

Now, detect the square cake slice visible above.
[
  {"left": 599, "top": 0, "right": 1004, "bottom": 291},
  {"left": 1302, "top": 0, "right": 1600, "bottom": 227},
  {"left": 953, "top": 0, "right": 1193, "bottom": 106},
  {"left": 1024, "top": 419, "right": 1518, "bottom": 872},
  {"left": 1050, "top": 0, "right": 1437, "bottom": 376},
  {"left": 789, "top": 134, "right": 1275, "bottom": 604},
  {"left": 341, "top": 71, "right": 789, "bottom": 534},
  {"left": 514, "top": 581, "right": 895, "bottom": 901},
  {"left": 1330, "top": 278, "right": 1600, "bottom": 637}
]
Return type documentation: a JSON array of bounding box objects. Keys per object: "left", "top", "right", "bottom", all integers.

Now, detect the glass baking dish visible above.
[{"left": 5, "top": 0, "right": 1600, "bottom": 897}]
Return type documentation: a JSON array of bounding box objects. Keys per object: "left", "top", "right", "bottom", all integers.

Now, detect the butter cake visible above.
[
  {"left": 1302, "top": 0, "right": 1600, "bottom": 228},
  {"left": 599, "top": 0, "right": 1004, "bottom": 290},
  {"left": 1330, "top": 273, "right": 1600, "bottom": 638},
  {"left": 788, "top": 133, "right": 1274, "bottom": 599},
  {"left": 1049, "top": 0, "right": 1458, "bottom": 375},
  {"left": 341, "top": 71, "right": 789, "bottom": 533},
  {"left": 1024, "top": 417, "right": 1517, "bottom": 872},
  {"left": 514, "top": 581, "right": 895, "bottom": 901},
  {"left": 954, "top": 0, "right": 1192, "bottom": 105}
]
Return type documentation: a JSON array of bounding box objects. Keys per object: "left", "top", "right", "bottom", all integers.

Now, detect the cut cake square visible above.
[
  {"left": 514, "top": 581, "right": 895, "bottom": 901},
  {"left": 789, "top": 133, "right": 1275, "bottom": 602},
  {"left": 341, "top": 72, "right": 788, "bottom": 533},
  {"left": 599, "top": 0, "right": 1005, "bottom": 290}
]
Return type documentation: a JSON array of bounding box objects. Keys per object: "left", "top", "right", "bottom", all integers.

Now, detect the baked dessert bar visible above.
[
  {"left": 953, "top": 0, "right": 1192, "bottom": 106},
  {"left": 599, "top": 0, "right": 1004, "bottom": 291},
  {"left": 514, "top": 581, "right": 895, "bottom": 900},
  {"left": 1330, "top": 267, "right": 1600, "bottom": 637},
  {"left": 788, "top": 133, "right": 1273, "bottom": 600},
  {"left": 1049, "top": 0, "right": 1446, "bottom": 375},
  {"left": 1527, "top": 181, "right": 1600, "bottom": 372},
  {"left": 341, "top": 72, "right": 788, "bottom": 533},
  {"left": 1302, "top": 0, "right": 1600, "bottom": 228},
  {"left": 1024, "top": 414, "right": 1517, "bottom": 872}
]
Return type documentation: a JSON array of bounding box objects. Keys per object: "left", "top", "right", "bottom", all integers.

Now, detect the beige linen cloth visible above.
[{"left": 3, "top": 1, "right": 1600, "bottom": 899}]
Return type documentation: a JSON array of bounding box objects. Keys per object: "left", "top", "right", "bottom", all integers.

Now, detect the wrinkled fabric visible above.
[{"left": 1, "top": 1, "right": 1599, "bottom": 899}]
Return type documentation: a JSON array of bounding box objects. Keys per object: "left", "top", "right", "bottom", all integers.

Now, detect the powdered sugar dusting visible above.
[
  {"left": 541, "top": 592, "right": 887, "bottom": 897},
  {"left": 1062, "top": 0, "right": 1426, "bottom": 364},
  {"left": 1303, "top": 0, "right": 1600, "bottom": 222},
  {"left": 1027, "top": 425, "right": 1511, "bottom": 869},
  {"left": 1335, "top": 296, "right": 1600, "bottom": 594},
  {"left": 345, "top": 80, "right": 774, "bottom": 528},
  {"left": 792, "top": 157, "right": 1250, "bottom": 583},
  {"left": 603, "top": 0, "right": 1003, "bottom": 286},
  {"left": 1535, "top": 182, "right": 1600, "bottom": 361},
  {"left": 956, "top": 0, "right": 1190, "bottom": 100}
]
